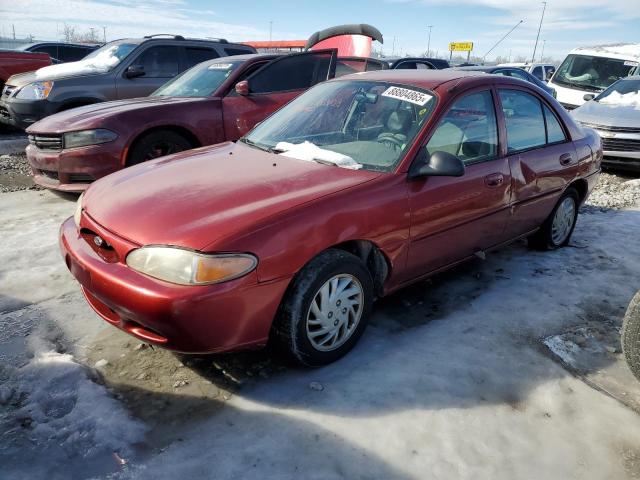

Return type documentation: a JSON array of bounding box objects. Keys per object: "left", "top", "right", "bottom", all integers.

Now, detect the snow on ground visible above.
[{"left": 2, "top": 177, "right": 640, "bottom": 478}]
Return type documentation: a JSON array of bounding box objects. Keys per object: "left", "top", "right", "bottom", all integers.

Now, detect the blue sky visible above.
[{"left": 2, "top": 0, "right": 639, "bottom": 61}]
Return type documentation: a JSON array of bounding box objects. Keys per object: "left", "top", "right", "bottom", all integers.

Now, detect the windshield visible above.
[
  {"left": 553, "top": 54, "right": 637, "bottom": 92},
  {"left": 595, "top": 78, "right": 640, "bottom": 108},
  {"left": 80, "top": 42, "right": 137, "bottom": 70},
  {"left": 243, "top": 80, "right": 436, "bottom": 172},
  {"left": 153, "top": 60, "right": 243, "bottom": 97}
]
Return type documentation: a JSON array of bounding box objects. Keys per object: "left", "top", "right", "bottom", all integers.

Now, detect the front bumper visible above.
[
  {"left": 0, "top": 97, "right": 55, "bottom": 130},
  {"left": 59, "top": 216, "right": 290, "bottom": 353},
  {"left": 27, "top": 142, "right": 123, "bottom": 192}
]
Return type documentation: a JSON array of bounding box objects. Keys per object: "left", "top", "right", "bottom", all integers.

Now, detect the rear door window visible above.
[
  {"left": 426, "top": 90, "right": 498, "bottom": 164},
  {"left": 185, "top": 47, "right": 219, "bottom": 69},
  {"left": 543, "top": 104, "right": 566, "bottom": 144},
  {"left": 499, "top": 89, "right": 547, "bottom": 152},
  {"left": 133, "top": 45, "right": 180, "bottom": 78},
  {"left": 246, "top": 51, "right": 335, "bottom": 94}
]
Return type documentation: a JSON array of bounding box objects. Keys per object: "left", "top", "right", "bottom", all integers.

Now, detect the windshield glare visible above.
[
  {"left": 81, "top": 42, "right": 137, "bottom": 70},
  {"left": 243, "top": 80, "right": 436, "bottom": 172},
  {"left": 153, "top": 60, "right": 243, "bottom": 97},
  {"left": 553, "top": 54, "right": 637, "bottom": 91}
]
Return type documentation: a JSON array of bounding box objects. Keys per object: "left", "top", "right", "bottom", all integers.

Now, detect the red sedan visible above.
[{"left": 60, "top": 70, "right": 601, "bottom": 366}]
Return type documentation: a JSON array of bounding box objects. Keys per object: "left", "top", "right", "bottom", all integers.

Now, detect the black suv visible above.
[
  {"left": 0, "top": 35, "right": 256, "bottom": 129},
  {"left": 17, "top": 42, "right": 100, "bottom": 63}
]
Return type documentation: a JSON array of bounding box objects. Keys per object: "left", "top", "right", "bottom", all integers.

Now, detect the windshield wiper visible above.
[{"left": 239, "top": 137, "right": 275, "bottom": 153}]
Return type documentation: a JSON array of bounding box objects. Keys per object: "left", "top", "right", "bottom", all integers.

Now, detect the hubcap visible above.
[
  {"left": 144, "top": 141, "right": 181, "bottom": 161},
  {"left": 306, "top": 274, "right": 363, "bottom": 352},
  {"left": 551, "top": 197, "right": 576, "bottom": 245}
]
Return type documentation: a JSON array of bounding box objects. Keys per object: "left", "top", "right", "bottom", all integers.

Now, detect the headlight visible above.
[
  {"left": 64, "top": 129, "right": 118, "bottom": 149},
  {"left": 126, "top": 247, "right": 257, "bottom": 285},
  {"left": 73, "top": 192, "right": 84, "bottom": 227},
  {"left": 16, "top": 81, "right": 54, "bottom": 100}
]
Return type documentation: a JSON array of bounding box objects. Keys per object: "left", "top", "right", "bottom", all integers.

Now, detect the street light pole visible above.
[
  {"left": 269, "top": 20, "right": 273, "bottom": 42},
  {"left": 531, "top": 1, "right": 546, "bottom": 63},
  {"left": 540, "top": 39, "right": 546, "bottom": 61},
  {"left": 427, "top": 25, "right": 433, "bottom": 57}
]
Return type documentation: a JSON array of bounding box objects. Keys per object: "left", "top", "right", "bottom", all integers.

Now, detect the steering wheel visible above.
[{"left": 377, "top": 133, "right": 404, "bottom": 150}]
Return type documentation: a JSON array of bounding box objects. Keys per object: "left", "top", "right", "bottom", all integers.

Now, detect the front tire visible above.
[
  {"left": 128, "top": 130, "right": 193, "bottom": 166},
  {"left": 273, "top": 249, "right": 374, "bottom": 366},
  {"left": 622, "top": 291, "right": 640, "bottom": 382},
  {"left": 528, "top": 187, "right": 579, "bottom": 250}
]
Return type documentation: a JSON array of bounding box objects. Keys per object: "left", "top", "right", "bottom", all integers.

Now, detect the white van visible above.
[{"left": 549, "top": 43, "right": 640, "bottom": 109}]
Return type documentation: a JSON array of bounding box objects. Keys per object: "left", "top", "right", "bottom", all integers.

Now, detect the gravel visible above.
[
  {"left": 0, "top": 153, "right": 40, "bottom": 193},
  {"left": 586, "top": 172, "right": 640, "bottom": 210}
]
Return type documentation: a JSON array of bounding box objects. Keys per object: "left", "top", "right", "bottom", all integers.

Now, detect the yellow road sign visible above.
[{"left": 449, "top": 42, "right": 474, "bottom": 52}]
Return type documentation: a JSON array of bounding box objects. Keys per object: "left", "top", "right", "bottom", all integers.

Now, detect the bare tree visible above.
[{"left": 61, "top": 23, "right": 101, "bottom": 43}]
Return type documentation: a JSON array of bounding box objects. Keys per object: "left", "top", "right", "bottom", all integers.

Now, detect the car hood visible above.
[
  {"left": 571, "top": 100, "right": 640, "bottom": 129},
  {"left": 83, "top": 142, "right": 380, "bottom": 250},
  {"left": 7, "top": 59, "right": 111, "bottom": 85},
  {"left": 27, "top": 96, "right": 208, "bottom": 134}
]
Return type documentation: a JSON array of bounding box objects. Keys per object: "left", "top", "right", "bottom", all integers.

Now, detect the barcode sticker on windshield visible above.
[
  {"left": 382, "top": 87, "right": 433, "bottom": 106},
  {"left": 624, "top": 61, "right": 639, "bottom": 67},
  {"left": 208, "top": 63, "right": 233, "bottom": 70}
]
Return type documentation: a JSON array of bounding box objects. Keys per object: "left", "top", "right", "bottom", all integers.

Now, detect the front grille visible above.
[
  {"left": 602, "top": 137, "right": 640, "bottom": 152},
  {"left": 581, "top": 122, "right": 640, "bottom": 134},
  {"left": 80, "top": 228, "right": 118, "bottom": 263},
  {"left": 68, "top": 173, "right": 94, "bottom": 184},
  {"left": 39, "top": 169, "right": 59, "bottom": 181},
  {"left": 1, "top": 84, "right": 16, "bottom": 98},
  {"left": 28, "top": 134, "right": 63, "bottom": 151}
]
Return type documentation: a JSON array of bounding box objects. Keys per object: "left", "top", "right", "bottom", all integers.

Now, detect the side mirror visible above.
[
  {"left": 583, "top": 93, "right": 595, "bottom": 101},
  {"left": 409, "top": 150, "right": 465, "bottom": 179},
  {"left": 235, "top": 80, "right": 250, "bottom": 96},
  {"left": 124, "top": 65, "right": 145, "bottom": 79}
]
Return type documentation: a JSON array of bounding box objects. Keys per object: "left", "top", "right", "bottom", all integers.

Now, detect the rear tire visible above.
[
  {"left": 272, "top": 249, "right": 374, "bottom": 367},
  {"left": 528, "top": 187, "right": 579, "bottom": 250},
  {"left": 128, "top": 130, "right": 193, "bottom": 166},
  {"left": 622, "top": 291, "right": 640, "bottom": 382}
]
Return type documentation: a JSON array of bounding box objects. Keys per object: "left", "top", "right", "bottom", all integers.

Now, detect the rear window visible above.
[
  {"left": 185, "top": 47, "right": 219, "bottom": 69},
  {"left": 224, "top": 47, "right": 253, "bottom": 56}
]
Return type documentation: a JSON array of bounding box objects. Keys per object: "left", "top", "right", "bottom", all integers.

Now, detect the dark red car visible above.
[
  {"left": 60, "top": 70, "right": 601, "bottom": 366},
  {"left": 26, "top": 50, "right": 386, "bottom": 192}
]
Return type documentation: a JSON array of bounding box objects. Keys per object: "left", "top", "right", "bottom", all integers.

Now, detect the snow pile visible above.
[
  {"left": 35, "top": 45, "right": 122, "bottom": 79},
  {"left": 276, "top": 141, "right": 363, "bottom": 169},
  {"left": 0, "top": 327, "right": 146, "bottom": 478},
  {"left": 599, "top": 90, "right": 640, "bottom": 110},
  {"left": 586, "top": 173, "right": 640, "bottom": 209}
]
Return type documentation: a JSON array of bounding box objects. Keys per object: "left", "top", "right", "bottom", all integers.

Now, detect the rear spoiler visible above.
[{"left": 305, "top": 24, "right": 383, "bottom": 51}]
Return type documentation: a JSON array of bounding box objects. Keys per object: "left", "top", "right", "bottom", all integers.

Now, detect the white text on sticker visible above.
[{"left": 382, "top": 87, "right": 433, "bottom": 106}]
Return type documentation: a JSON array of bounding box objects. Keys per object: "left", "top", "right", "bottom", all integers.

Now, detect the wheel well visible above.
[
  {"left": 58, "top": 99, "right": 100, "bottom": 112},
  {"left": 569, "top": 179, "right": 588, "bottom": 205},
  {"left": 332, "top": 240, "right": 389, "bottom": 297},
  {"left": 126, "top": 126, "right": 201, "bottom": 166}
]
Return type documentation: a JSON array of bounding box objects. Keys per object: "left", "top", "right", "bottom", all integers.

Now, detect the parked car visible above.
[
  {"left": 16, "top": 42, "right": 100, "bottom": 63},
  {"left": 548, "top": 43, "right": 640, "bottom": 110},
  {"left": 622, "top": 291, "right": 640, "bottom": 382},
  {"left": 0, "top": 35, "right": 256, "bottom": 130},
  {"left": 60, "top": 70, "right": 601, "bottom": 366},
  {"left": 385, "top": 57, "right": 450, "bottom": 70},
  {"left": 571, "top": 76, "right": 640, "bottom": 172},
  {"left": 498, "top": 62, "right": 556, "bottom": 82},
  {"left": 26, "top": 50, "right": 385, "bottom": 192},
  {"left": 454, "top": 65, "right": 557, "bottom": 97}
]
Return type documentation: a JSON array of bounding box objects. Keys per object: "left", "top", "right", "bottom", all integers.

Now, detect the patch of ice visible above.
[
  {"left": 543, "top": 335, "right": 580, "bottom": 367},
  {"left": 276, "top": 141, "right": 362, "bottom": 169}
]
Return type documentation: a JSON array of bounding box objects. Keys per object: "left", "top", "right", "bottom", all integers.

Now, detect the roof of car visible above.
[
  {"left": 453, "top": 66, "right": 504, "bottom": 72},
  {"left": 338, "top": 69, "right": 487, "bottom": 90}
]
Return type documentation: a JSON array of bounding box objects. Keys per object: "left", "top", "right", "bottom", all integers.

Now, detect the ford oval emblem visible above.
[{"left": 94, "top": 236, "right": 105, "bottom": 247}]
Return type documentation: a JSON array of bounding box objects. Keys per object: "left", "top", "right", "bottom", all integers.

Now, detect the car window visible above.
[
  {"left": 499, "top": 89, "right": 547, "bottom": 152},
  {"left": 543, "top": 104, "right": 566, "bottom": 143},
  {"left": 554, "top": 54, "right": 636, "bottom": 91},
  {"left": 60, "top": 46, "right": 92, "bottom": 62},
  {"left": 509, "top": 69, "right": 530, "bottom": 81},
  {"left": 224, "top": 47, "right": 252, "bottom": 56},
  {"left": 185, "top": 47, "right": 220, "bottom": 69},
  {"left": 133, "top": 45, "right": 180, "bottom": 78},
  {"left": 247, "top": 52, "right": 333, "bottom": 94},
  {"left": 33, "top": 45, "right": 59, "bottom": 59},
  {"left": 426, "top": 90, "right": 498, "bottom": 164},
  {"left": 394, "top": 61, "right": 432, "bottom": 70},
  {"left": 531, "top": 66, "right": 544, "bottom": 80}
]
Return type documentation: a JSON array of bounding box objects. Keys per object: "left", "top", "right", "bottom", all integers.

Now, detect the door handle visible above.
[
  {"left": 484, "top": 173, "right": 504, "bottom": 188},
  {"left": 559, "top": 153, "right": 573, "bottom": 166}
]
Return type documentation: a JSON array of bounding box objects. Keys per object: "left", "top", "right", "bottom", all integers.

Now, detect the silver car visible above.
[{"left": 571, "top": 76, "right": 640, "bottom": 172}]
